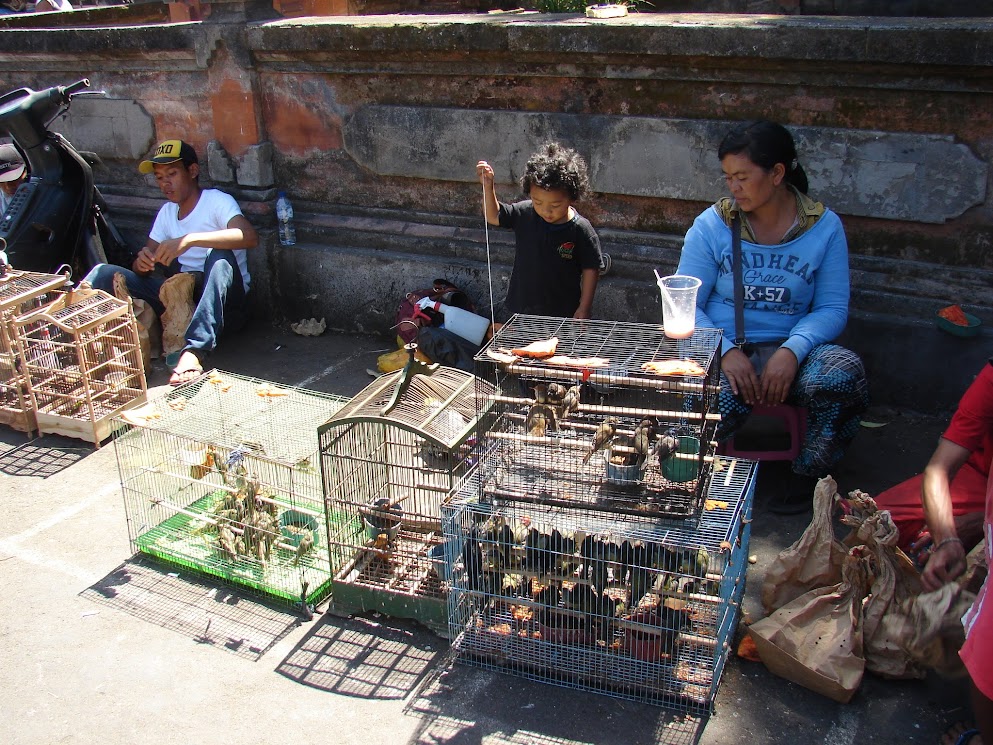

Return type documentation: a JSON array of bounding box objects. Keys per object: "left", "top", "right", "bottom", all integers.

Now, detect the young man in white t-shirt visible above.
[{"left": 82, "top": 139, "right": 258, "bottom": 385}]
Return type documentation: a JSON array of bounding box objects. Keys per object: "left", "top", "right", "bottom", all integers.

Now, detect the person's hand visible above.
[
  {"left": 133, "top": 247, "right": 156, "bottom": 275},
  {"left": 572, "top": 307, "right": 592, "bottom": 320},
  {"left": 721, "top": 347, "right": 760, "bottom": 405},
  {"left": 759, "top": 347, "right": 799, "bottom": 404},
  {"left": 476, "top": 161, "right": 494, "bottom": 186},
  {"left": 154, "top": 237, "right": 187, "bottom": 266},
  {"left": 921, "top": 538, "right": 967, "bottom": 592}
]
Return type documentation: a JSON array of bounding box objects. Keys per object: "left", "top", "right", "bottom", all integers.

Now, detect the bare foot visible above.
[{"left": 168, "top": 350, "right": 203, "bottom": 387}]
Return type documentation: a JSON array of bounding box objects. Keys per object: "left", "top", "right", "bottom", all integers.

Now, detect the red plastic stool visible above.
[{"left": 719, "top": 403, "right": 807, "bottom": 462}]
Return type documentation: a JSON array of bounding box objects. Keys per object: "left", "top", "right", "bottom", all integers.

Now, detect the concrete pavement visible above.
[{"left": 0, "top": 321, "right": 972, "bottom": 745}]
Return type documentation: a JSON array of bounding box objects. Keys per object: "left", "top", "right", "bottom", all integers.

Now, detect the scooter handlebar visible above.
[{"left": 62, "top": 79, "right": 90, "bottom": 97}]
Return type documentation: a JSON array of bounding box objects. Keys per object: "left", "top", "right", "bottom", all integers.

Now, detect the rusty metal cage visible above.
[
  {"left": 114, "top": 369, "right": 350, "bottom": 608},
  {"left": 444, "top": 456, "right": 756, "bottom": 713},
  {"left": 318, "top": 354, "right": 497, "bottom": 634},
  {"left": 0, "top": 269, "right": 67, "bottom": 433},
  {"left": 474, "top": 316, "right": 723, "bottom": 519},
  {"left": 15, "top": 287, "right": 146, "bottom": 445}
]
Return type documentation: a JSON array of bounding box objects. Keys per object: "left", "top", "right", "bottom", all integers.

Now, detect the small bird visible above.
[
  {"left": 545, "top": 382, "right": 568, "bottom": 402},
  {"left": 582, "top": 416, "right": 618, "bottom": 464},
  {"left": 293, "top": 529, "right": 315, "bottom": 565},
  {"left": 632, "top": 419, "right": 656, "bottom": 465},
  {"left": 526, "top": 403, "right": 556, "bottom": 437},
  {"left": 558, "top": 384, "right": 582, "bottom": 420},
  {"left": 217, "top": 523, "right": 237, "bottom": 561},
  {"left": 532, "top": 383, "right": 549, "bottom": 404},
  {"left": 654, "top": 430, "right": 680, "bottom": 466}
]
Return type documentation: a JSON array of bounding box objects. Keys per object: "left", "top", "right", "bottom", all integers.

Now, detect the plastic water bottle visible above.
[{"left": 275, "top": 191, "right": 296, "bottom": 246}]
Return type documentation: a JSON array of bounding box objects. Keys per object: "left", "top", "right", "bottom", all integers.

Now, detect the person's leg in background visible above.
[
  {"left": 81, "top": 263, "right": 165, "bottom": 315},
  {"left": 170, "top": 250, "right": 246, "bottom": 385}
]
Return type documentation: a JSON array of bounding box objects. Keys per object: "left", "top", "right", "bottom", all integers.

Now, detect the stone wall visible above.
[{"left": 0, "top": 9, "right": 991, "bottom": 409}]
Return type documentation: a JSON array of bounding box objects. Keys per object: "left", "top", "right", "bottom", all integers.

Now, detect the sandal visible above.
[
  {"left": 169, "top": 350, "right": 204, "bottom": 387},
  {"left": 941, "top": 722, "right": 982, "bottom": 745}
]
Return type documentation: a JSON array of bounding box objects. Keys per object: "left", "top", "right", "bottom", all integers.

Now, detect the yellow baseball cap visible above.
[{"left": 138, "top": 139, "right": 198, "bottom": 174}]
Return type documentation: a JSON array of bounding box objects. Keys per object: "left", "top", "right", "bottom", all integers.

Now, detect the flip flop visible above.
[
  {"left": 169, "top": 352, "right": 204, "bottom": 387},
  {"left": 941, "top": 722, "right": 982, "bottom": 745}
]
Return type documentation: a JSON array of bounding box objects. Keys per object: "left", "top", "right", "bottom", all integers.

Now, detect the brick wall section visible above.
[{"left": 0, "top": 9, "right": 991, "bottom": 408}]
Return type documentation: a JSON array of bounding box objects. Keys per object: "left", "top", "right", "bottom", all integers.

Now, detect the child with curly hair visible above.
[{"left": 477, "top": 142, "right": 604, "bottom": 319}]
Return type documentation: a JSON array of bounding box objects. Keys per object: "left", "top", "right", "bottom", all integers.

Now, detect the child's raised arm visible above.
[{"left": 476, "top": 160, "right": 500, "bottom": 226}]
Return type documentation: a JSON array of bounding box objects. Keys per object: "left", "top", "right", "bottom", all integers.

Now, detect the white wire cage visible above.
[
  {"left": 444, "top": 456, "right": 756, "bottom": 714},
  {"left": 0, "top": 269, "right": 67, "bottom": 433},
  {"left": 474, "top": 315, "right": 723, "bottom": 519},
  {"left": 318, "top": 352, "right": 498, "bottom": 634},
  {"left": 114, "top": 369, "right": 350, "bottom": 607}
]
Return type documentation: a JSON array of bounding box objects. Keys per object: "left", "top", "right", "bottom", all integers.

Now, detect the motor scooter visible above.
[{"left": 0, "top": 79, "right": 132, "bottom": 278}]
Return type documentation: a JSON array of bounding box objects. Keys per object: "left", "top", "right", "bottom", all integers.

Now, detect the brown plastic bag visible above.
[
  {"left": 761, "top": 476, "right": 847, "bottom": 615},
  {"left": 750, "top": 546, "right": 874, "bottom": 703}
]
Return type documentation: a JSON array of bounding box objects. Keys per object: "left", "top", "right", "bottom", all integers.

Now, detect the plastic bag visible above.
[
  {"left": 750, "top": 546, "right": 874, "bottom": 703},
  {"left": 761, "top": 476, "right": 847, "bottom": 615}
]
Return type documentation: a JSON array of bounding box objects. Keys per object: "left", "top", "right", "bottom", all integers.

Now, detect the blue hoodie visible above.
[{"left": 676, "top": 204, "right": 850, "bottom": 364}]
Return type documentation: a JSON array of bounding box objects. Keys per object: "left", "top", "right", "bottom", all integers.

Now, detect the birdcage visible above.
[
  {"left": 114, "top": 369, "right": 350, "bottom": 607},
  {"left": 474, "top": 315, "right": 723, "bottom": 519},
  {"left": 444, "top": 456, "right": 756, "bottom": 713},
  {"left": 318, "top": 350, "right": 498, "bottom": 635},
  {"left": 0, "top": 269, "right": 67, "bottom": 433},
  {"left": 14, "top": 286, "right": 146, "bottom": 445}
]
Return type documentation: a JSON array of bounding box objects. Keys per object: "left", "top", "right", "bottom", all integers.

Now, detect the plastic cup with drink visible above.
[{"left": 655, "top": 272, "right": 701, "bottom": 340}]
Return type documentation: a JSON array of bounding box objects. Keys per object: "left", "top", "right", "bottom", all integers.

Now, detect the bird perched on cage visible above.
[
  {"left": 524, "top": 526, "right": 552, "bottom": 577},
  {"left": 676, "top": 546, "right": 710, "bottom": 579},
  {"left": 581, "top": 533, "right": 620, "bottom": 593},
  {"left": 632, "top": 419, "right": 656, "bottom": 465},
  {"left": 546, "top": 382, "right": 569, "bottom": 402},
  {"left": 562, "top": 582, "right": 598, "bottom": 613},
  {"left": 217, "top": 522, "right": 238, "bottom": 561},
  {"left": 482, "top": 515, "right": 516, "bottom": 569},
  {"left": 293, "top": 529, "right": 315, "bottom": 565},
  {"left": 557, "top": 384, "right": 582, "bottom": 421},
  {"left": 654, "top": 429, "right": 680, "bottom": 467},
  {"left": 582, "top": 416, "right": 618, "bottom": 464},
  {"left": 461, "top": 527, "right": 485, "bottom": 592},
  {"left": 525, "top": 402, "right": 556, "bottom": 437}
]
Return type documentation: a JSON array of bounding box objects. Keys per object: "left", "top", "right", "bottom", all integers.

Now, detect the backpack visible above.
[{"left": 394, "top": 278, "right": 476, "bottom": 344}]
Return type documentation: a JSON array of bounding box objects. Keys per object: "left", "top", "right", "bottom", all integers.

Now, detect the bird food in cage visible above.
[{"left": 473, "top": 316, "right": 723, "bottom": 519}]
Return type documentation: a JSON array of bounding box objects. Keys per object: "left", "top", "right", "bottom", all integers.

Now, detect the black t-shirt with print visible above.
[{"left": 499, "top": 200, "right": 602, "bottom": 318}]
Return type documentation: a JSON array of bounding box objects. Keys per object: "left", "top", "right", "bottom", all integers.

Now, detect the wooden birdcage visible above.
[
  {"left": 14, "top": 286, "right": 146, "bottom": 445},
  {"left": 0, "top": 269, "right": 67, "bottom": 433},
  {"left": 318, "top": 348, "right": 497, "bottom": 634},
  {"left": 114, "top": 369, "right": 351, "bottom": 608}
]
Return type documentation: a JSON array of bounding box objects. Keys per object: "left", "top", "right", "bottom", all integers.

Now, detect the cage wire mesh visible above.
[
  {"left": 319, "top": 355, "right": 497, "bottom": 634},
  {"left": 15, "top": 287, "right": 146, "bottom": 445},
  {"left": 114, "top": 369, "right": 349, "bottom": 607},
  {"left": 474, "top": 315, "right": 723, "bottom": 519},
  {"left": 0, "top": 269, "right": 68, "bottom": 433},
  {"left": 443, "top": 457, "right": 756, "bottom": 713}
]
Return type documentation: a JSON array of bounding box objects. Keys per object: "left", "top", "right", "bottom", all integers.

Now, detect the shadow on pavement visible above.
[{"left": 79, "top": 553, "right": 301, "bottom": 661}]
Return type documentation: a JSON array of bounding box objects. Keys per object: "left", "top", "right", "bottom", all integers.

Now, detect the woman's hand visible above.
[
  {"left": 721, "top": 347, "right": 760, "bottom": 405},
  {"left": 760, "top": 348, "right": 799, "bottom": 404}
]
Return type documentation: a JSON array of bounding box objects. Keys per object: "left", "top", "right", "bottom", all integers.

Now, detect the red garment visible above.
[
  {"left": 874, "top": 362, "right": 993, "bottom": 550},
  {"left": 959, "top": 463, "right": 993, "bottom": 699}
]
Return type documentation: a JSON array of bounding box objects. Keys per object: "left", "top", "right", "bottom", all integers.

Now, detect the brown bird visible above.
[
  {"left": 558, "top": 384, "right": 582, "bottom": 420},
  {"left": 526, "top": 403, "right": 556, "bottom": 437},
  {"left": 632, "top": 419, "right": 656, "bottom": 465},
  {"left": 217, "top": 523, "right": 238, "bottom": 561},
  {"left": 546, "top": 382, "right": 568, "bottom": 402},
  {"left": 583, "top": 416, "right": 618, "bottom": 464},
  {"left": 293, "top": 529, "right": 315, "bottom": 565}
]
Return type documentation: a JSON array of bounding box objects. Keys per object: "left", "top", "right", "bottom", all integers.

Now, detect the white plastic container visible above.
[{"left": 430, "top": 302, "right": 490, "bottom": 345}]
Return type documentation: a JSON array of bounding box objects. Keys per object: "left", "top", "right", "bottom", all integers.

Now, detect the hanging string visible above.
[{"left": 482, "top": 180, "right": 497, "bottom": 334}]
